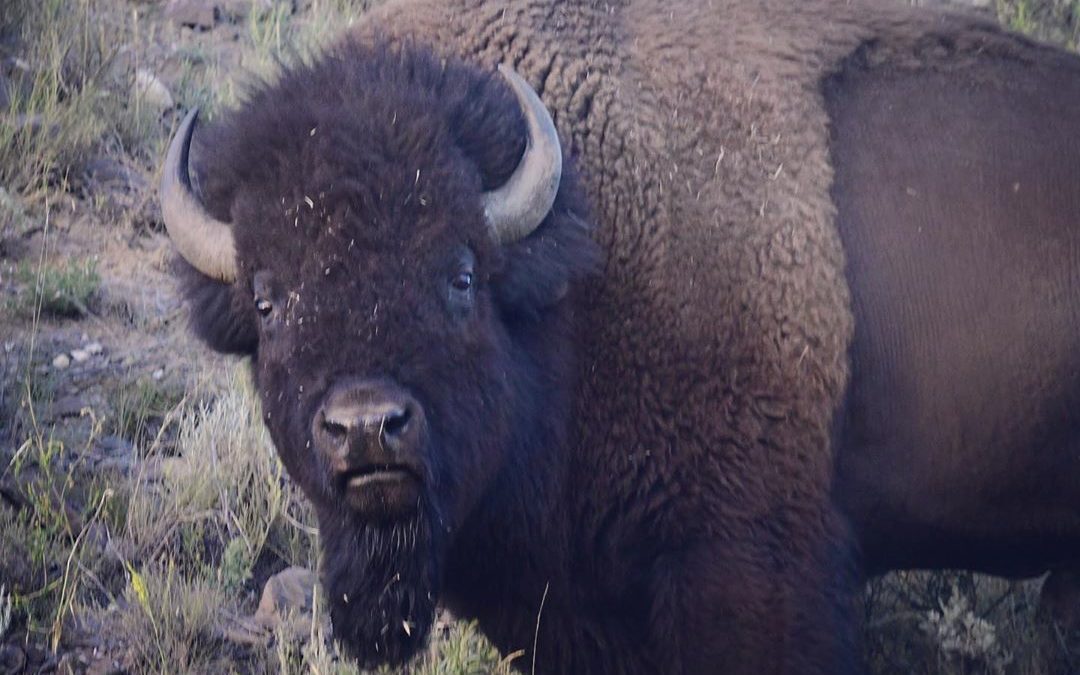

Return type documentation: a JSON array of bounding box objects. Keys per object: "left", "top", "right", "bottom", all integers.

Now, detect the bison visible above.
[{"left": 158, "top": 0, "right": 1080, "bottom": 672}]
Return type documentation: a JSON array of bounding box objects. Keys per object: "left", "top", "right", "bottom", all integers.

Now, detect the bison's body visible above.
[{"left": 163, "top": 0, "right": 1080, "bottom": 672}]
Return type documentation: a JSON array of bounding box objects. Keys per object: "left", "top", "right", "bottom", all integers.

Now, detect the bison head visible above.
[{"left": 160, "top": 42, "right": 598, "bottom": 666}]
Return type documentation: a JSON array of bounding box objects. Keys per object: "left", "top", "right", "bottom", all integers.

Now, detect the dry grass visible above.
[
  {"left": 0, "top": 0, "right": 156, "bottom": 198},
  {"left": 996, "top": 0, "right": 1080, "bottom": 48}
]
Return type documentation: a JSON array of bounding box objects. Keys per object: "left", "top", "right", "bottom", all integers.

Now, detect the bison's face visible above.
[
  {"left": 160, "top": 44, "right": 596, "bottom": 667},
  {"left": 243, "top": 194, "right": 521, "bottom": 664},
  {"left": 246, "top": 210, "right": 508, "bottom": 525}
]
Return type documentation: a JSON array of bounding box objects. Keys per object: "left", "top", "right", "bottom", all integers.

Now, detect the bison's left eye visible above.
[
  {"left": 253, "top": 271, "right": 277, "bottom": 321},
  {"left": 452, "top": 271, "right": 473, "bottom": 292},
  {"left": 256, "top": 298, "right": 273, "bottom": 317},
  {"left": 446, "top": 250, "right": 476, "bottom": 314}
]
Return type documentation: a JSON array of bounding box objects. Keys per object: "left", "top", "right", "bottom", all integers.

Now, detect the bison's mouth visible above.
[
  {"left": 338, "top": 464, "right": 423, "bottom": 516},
  {"left": 341, "top": 464, "right": 421, "bottom": 488}
]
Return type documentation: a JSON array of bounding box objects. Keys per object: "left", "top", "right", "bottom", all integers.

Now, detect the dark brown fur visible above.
[{"left": 175, "top": 1, "right": 1080, "bottom": 672}]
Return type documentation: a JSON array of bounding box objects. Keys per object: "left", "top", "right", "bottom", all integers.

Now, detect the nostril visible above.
[{"left": 381, "top": 406, "right": 411, "bottom": 439}]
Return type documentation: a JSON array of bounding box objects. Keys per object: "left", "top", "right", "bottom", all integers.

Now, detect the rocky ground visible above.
[{"left": 0, "top": 0, "right": 1077, "bottom": 673}]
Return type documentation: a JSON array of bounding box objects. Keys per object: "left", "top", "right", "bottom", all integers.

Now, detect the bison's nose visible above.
[
  {"left": 321, "top": 398, "right": 412, "bottom": 450},
  {"left": 313, "top": 380, "right": 425, "bottom": 472}
]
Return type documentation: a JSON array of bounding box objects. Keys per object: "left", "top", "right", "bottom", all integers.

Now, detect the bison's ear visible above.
[
  {"left": 176, "top": 257, "right": 257, "bottom": 355},
  {"left": 493, "top": 194, "right": 601, "bottom": 320}
]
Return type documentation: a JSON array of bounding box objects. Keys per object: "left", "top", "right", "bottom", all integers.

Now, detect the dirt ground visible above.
[{"left": 0, "top": 0, "right": 1077, "bottom": 673}]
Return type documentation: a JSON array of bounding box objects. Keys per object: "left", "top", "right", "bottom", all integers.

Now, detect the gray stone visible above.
[
  {"left": 216, "top": 0, "right": 290, "bottom": 21},
  {"left": 0, "top": 645, "right": 27, "bottom": 674},
  {"left": 134, "top": 69, "right": 175, "bottom": 110},
  {"left": 163, "top": 0, "right": 217, "bottom": 29},
  {"left": 83, "top": 158, "right": 147, "bottom": 194},
  {"left": 50, "top": 395, "right": 88, "bottom": 419},
  {"left": 52, "top": 353, "right": 71, "bottom": 369},
  {"left": 254, "top": 566, "right": 318, "bottom": 639},
  {"left": 95, "top": 435, "right": 134, "bottom": 456}
]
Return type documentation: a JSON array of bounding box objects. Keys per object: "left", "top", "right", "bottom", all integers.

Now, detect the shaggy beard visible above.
[{"left": 319, "top": 506, "right": 443, "bottom": 668}]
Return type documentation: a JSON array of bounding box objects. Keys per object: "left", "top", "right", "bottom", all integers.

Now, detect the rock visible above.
[
  {"left": 84, "top": 522, "right": 124, "bottom": 569},
  {"left": 56, "top": 650, "right": 90, "bottom": 672},
  {"left": 163, "top": 0, "right": 217, "bottom": 29},
  {"left": 85, "top": 653, "right": 127, "bottom": 675},
  {"left": 97, "top": 435, "right": 128, "bottom": 451},
  {"left": 0, "top": 186, "right": 30, "bottom": 232},
  {"left": 216, "top": 0, "right": 285, "bottom": 20},
  {"left": 0, "top": 645, "right": 27, "bottom": 674},
  {"left": 134, "top": 69, "right": 174, "bottom": 110},
  {"left": 91, "top": 436, "right": 135, "bottom": 473},
  {"left": 12, "top": 114, "right": 59, "bottom": 138},
  {"left": 71, "top": 348, "right": 91, "bottom": 363},
  {"left": 53, "top": 353, "right": 71, "bottom": 369},
  {"left": 254, "top": 566, "right": 318, "bottom": 640},
  {"left": 95, "top": 435, "right": 134, "bottom": 457},
  {"left": 4, "top": 57, "right": 31, "bottom": 74},
  {"left": 50, "top": 395, "right": 88, "bottom": 419},
  {"left": 0, "top": 64, "right": 35, "bottom": 111},
  {"left": 95, "top": 455, "right": 135, "bottom": 477},
  {"left": 83, "top": 157, "right": 147, "bottom": 194},
  {"left": 85, "top": 341, "right": 104, "bottom": 355}
]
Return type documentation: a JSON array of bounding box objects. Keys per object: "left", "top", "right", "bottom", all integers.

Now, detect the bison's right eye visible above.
[{"left": 256, "top": 298, "right": 273, "bottom": 317}]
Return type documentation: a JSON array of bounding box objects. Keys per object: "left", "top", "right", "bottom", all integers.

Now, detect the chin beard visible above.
[{"left": 319, "top": 505, "right": 444, "bottom": 668}]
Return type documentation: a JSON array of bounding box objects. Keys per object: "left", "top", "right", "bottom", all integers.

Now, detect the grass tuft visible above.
[
  {"left": 10, "top": 256, "right": 100, "bottom": 318},
  {"left": 117, "top": 560, "right": 228, "bottom": 673},
  {"left": 996, "top": 0, "right": 1080, "bottom": 49}
]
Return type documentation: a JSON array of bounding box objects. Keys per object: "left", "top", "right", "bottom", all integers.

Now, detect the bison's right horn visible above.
[
  {"left": 160, "top": 108, "right": 238, "bottom": 283},
  {"left": 482, "top": 66, "right": 563, "bottom": 245}
]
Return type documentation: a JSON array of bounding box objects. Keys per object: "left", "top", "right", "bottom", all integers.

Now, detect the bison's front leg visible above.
[{"left": 648, "top": 521, "right": 861, "bottom": 674}]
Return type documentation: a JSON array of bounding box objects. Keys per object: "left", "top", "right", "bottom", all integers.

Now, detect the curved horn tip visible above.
[
  {"left": 160, "top": 107, "right": 239, "bottom": 284},
  {"left": 483, "top": 65, "right": 563, "bottom": 245}
]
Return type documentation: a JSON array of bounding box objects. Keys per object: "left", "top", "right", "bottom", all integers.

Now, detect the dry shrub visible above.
[
  {"left": 113, "top": 560, "right": 229, "bottom": 673},
  {"left": 863, "top": 570, "right": 1054, "bottom": 675},
  {"left": 121, "top": 366, "right": 316, "bottom": 577}
]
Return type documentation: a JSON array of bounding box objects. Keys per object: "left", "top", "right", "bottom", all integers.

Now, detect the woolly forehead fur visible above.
[{"left": 194, "top": 40, "right": 532, "bottom": 291}]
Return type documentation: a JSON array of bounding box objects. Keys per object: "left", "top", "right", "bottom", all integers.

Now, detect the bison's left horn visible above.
[
  {"left": 160, "top": 108, "right": 238, "bottom": 283},
  {"left": 483, "top": 65, "right": 563, "bottom": 244}
]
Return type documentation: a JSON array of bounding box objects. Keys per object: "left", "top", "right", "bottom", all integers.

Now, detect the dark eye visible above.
[
  {"left": 446, "top": 249, "right": 476, "bottom": 313},
  {"left": 255, "top": 297, "right": 273, "bottom": 317},
  {"left": 451, "top": 271, "right": 473, "bottom": 292}
]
